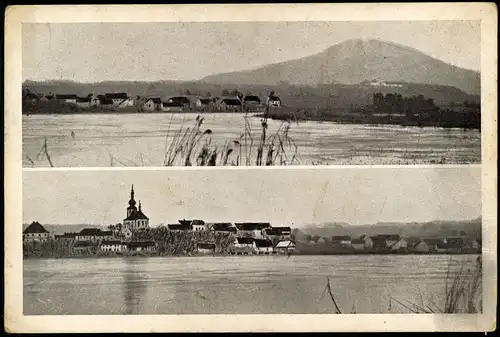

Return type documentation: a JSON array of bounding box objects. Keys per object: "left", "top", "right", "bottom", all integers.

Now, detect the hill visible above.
[{"left": 201, "top": 38, "right": 480, "bottom": 95}]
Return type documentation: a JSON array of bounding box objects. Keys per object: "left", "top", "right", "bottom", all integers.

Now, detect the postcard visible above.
[{"left": 4, "top": 3, "right": 497, "bottom": 333}]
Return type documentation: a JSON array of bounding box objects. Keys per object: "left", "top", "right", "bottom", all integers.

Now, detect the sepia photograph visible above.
[
  {"left": 22, "top": 167, "right": 482, "bottom": 315},
  {"left": 5, "top": 3, "right": 497, "bottom": 334},
  {"left": 22, "top": 20, "right": 481, "bottom": 167}
]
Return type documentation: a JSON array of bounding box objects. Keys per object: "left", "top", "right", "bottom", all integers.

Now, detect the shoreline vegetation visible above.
[
  {"left": 23, "top": 251, "right": 482, "bottom": 260},
  {"left": 22, "top": 92, "right": 480, "bottom": 131},
  {"left": 257, "top": 93, "right": 480, "bottom": 130},
  {"left": 23, "top": 233, "right": 481, "bottom": 260}
]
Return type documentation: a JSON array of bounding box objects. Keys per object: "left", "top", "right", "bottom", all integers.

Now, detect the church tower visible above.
[
  {"left": 127, "top": 185, "right": 137, "bottom": 217},
  {"left": 123, "top": 184, "right": 150, "bottom": 232}
]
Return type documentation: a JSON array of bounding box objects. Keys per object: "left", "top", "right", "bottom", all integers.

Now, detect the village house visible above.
[
  {"left": 167, "top": 223, "right": 192, "bottom": 232},
  {"left": 143, "top": 97, "right": 162, "bottom": 111},
  {"left": 95, "top": 95, "right": 115, "bottom": 108},
  {"left": 351, "top": 235, "right": 373, "bottom": 251},
  {"left": 195, "top": 98, "right": 213, "bottom": 111},
  {"left": 56, "top": 94, "right": 78, "bottom": 104},
  {"left": 390, "top": 237, "right": 408, "bottom": 251},
  {"left": 371, "top": 234, "right": 401, "bottom": 251},
  {"left": 266, "top": 94, "right": 281, "bottom": 107},
  {"left": 405, "top": 237, "right": 421, "bottom": 249},
  {"left": 254, "top": 239, "right": 273, "bottom": 254},
  {"left": 235, "top": 222, "right": 271, "bottom": 238},
  {"left": 232, "top": 237, "right": 255, "bottom": 255},
  {"left": 41, "top": 94, "right": 56, "bottom": 102},
  {"left": 123, "top": 185, "right": 150, "bottom": 231},
  {"left": 23, "top": 221, "right": 51, "bottom": 242},
  {"left": 103, "top": 93, "right": 134, "bottom": 108},
  {"left": 167, "top": 96, "right": 191, "bottom": 109},
  {"left": 177, "top": 219, "right": 206, "bottom": 232},
  {"left": 412, "top": 238, "right": 444, "bottom": 253},
  {"left": 265, "top": 227, "right": 292, "bottom": 239},
  {"left": 55, "top": 232, "right": 77, "bottom": 243},
  {"left": 127, "top": 241, "right": 156, "bottom": 253},
  {"left": 75, "top": 228, "right": 113, "bottom": 242},
  {"left": 72, "top": 241, "right": 94, "bottom": 255},
  {"left": 99, "top": 240, "right": 127, "bottom": 253},
  {"left": 351, "top": 238, "right": 366, "bottom": 251},
  {"left": 76, "top": 96, "right": 91, "bottom": 108},
  {"left": 242, "top": 95, "right": 262, "bottom": 111},
  {"left": 191, "top": 220, "right": 206, "bottom": 232},
  {"left": 331, "top": 236, "right": 352, "bottom": 249},
  {"left": 161, "top": 101, "right": 184, "bottom": 112},
  {"left": 90, "top": 95, "right": 102, "bottom": 107},
  {"left": 210, "top": 222, "right": 237, "bottom": 234},
  {"left": 274, "top": 240, "right": 296, "bottom": 254},
  {"left": 197, "top": 242, "right": 216, "bottom": 255},
  {"left": 316, "top": 237, "right": 327, "bottom": 245},
  {"left": 219, "top": 98, "right": 242, "bottom": 112}
]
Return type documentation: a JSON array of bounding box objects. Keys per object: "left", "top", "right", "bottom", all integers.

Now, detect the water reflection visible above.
[{"left": 123, "top": 258, "right": 148, "bottom": 314}]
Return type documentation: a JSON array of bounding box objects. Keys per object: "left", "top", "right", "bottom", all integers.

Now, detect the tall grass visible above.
[
  {"left": 161, "top": 114, "right": 298, "bottom": 167},
  {"left": 391, "top": 256, "right": 483, "bottom": 314},
  {"left": 323, "top": 256, "right": 482, "bottom": 314},
  {"left": 443, "top": 255, "right": 482, "bottom": 313},
  {"left": 26, "top": 114, "right": 300, "bottom": 167}
]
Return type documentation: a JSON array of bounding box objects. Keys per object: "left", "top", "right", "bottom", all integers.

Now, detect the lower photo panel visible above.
[{"left": 22, "top": 166, "right": 482, "bottom": 315}]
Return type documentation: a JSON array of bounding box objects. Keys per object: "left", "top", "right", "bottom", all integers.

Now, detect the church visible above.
[{"left": 123, "top": 185, "right": 150, "bottom": 230}]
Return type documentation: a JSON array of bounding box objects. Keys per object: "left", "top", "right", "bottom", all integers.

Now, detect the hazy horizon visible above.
[
  {"left": 22, "top": 21, "right": 481, "bottom": 83},
  {"left": 23, "top": 167, "right": 481, "bottom": 227},
  {"left": 23, "top": 218, "right": 482, "bottom": 228}
]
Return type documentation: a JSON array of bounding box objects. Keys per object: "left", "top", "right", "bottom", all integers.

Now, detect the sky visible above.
[
  {"left": 23, "top": 167, "right": 481, "bottom": 227},
  {"left": 22, "top": 21, "right": 481, "bottom": 83}
]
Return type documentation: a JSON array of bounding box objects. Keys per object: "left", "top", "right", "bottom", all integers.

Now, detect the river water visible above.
[
  {"left": 24, "top": 254, "right": 480, "bottom": 315},
  {"left": 22, "top": 113, "right": 480, "bottom": 167}
]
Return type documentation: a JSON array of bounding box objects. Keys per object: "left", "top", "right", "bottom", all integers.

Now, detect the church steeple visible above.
[
  {"left": 129, "top": 185, "right": 136, "bottom": 207},
  {"left": 127, "top": 184, "right": 137, "bottom": 217}
]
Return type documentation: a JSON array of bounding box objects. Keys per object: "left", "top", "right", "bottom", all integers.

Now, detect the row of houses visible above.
[
  {"left": 318, "top": 234, "right": 482, "bottom": 253},
  {"left": 26, "top": 91, "right": 282, "bottom": 112},
  {"left": 73, "top": 239, "right": 157, "bottom": 255},
  {"left": 165, "top": 220, "right": 292, "bottom": 240},
  {"left": 23, "top": 220, "right": 291, "bottom": 242},
  {"left": 74, "top": 238, "right": 297, "bottom": 256},
  {"left": 23, "top": 221, "right": 296, "bottom": 255}
]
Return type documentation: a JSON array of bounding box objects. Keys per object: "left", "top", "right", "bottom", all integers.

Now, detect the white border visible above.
[{"left": 5, "top": 3, "right": 498, "bottom": 333}]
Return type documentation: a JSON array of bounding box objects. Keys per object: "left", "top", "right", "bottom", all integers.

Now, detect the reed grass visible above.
[
  {"left": 390, "top": 256, "right": 482, "bottom": 314},
  {"left": 322, "top": 256, "right": 482, "bottom": 314},
  {"left": 161, "top": 114, "right": 298, "bottom": 167}
]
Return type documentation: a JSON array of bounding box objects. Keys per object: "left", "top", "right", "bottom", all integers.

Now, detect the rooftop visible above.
[
  {"left": 235, "top": 222, "right": 271, "bottom": 230},
  {"left": 236, "top": 237, "right": 254, "bottom": 245},
  {"left": 78, "top": 228, "right": 103, "bottom": 236},
  {"left": 23, "top": 221, "right": 49, "bottom": 234},
  {"left": 275, "top": 240, "right": 296, "bottom": 248}
]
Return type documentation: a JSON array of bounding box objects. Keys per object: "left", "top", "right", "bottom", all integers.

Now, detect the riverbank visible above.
[
  {"left": 256, "top": 106, "right": 481, "bottom": 130},
  {"left": 23, "top": 250, "right": 481, "bottom": 259}
]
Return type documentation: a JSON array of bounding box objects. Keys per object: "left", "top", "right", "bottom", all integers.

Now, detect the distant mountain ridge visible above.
[
  {"left": 293, "top": 218, "right": 481, "bottom": 241},
  {"left": 201, "top": 39, "right": 480, "bottom": 95}
]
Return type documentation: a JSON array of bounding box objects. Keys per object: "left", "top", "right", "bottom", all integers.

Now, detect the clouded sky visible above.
[
  {"left": 23, "top": 167, "right": 481, "bottom": 227},
  {"left": 22, "top": 21, "right": 480, "bottom": 82}
]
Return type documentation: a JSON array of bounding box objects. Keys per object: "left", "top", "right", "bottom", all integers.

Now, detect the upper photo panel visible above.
[{"left": 22, "top": 21, "right": 481, "bottom": 168}]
